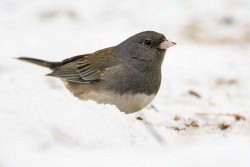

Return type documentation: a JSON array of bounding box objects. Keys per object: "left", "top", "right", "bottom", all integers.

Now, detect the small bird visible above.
[{"left": 18, "top": 31, "right": 176, "bottom": 114}]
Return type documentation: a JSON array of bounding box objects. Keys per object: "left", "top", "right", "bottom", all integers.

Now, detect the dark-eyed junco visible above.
[{"left": 18, "top": 31, "right": 176, "bottom": 113}]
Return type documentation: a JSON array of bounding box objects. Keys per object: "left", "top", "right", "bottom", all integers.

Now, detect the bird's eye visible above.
[{"left": 143, "top": 39, "right": 152, "bottom": 46}]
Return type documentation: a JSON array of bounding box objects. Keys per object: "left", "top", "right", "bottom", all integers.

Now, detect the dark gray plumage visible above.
[{"left": 17, "top": 31, "right": 176, "bottom": 113}]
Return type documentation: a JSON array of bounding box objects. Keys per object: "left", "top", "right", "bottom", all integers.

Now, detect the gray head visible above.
[{"left": 115, "top": 31, "right": 176, "bottom": 70}]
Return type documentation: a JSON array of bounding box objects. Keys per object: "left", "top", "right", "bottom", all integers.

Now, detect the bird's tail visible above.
[{"left": 17, "top": 57, "right": 61, "bottom": 70}]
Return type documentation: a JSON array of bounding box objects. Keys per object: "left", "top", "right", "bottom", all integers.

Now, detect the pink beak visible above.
[{"left": 159, "top": 40, "right": 176, "bottom": 50}]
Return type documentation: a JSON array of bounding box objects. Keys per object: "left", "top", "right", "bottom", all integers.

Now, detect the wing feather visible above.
[{"left": 48, "top": 47, "right": 118, "bottom": 83}]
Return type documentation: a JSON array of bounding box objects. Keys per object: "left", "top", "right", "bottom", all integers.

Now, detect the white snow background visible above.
[{"left": 0, "top": 0, "right": 250, "bottom": 166}]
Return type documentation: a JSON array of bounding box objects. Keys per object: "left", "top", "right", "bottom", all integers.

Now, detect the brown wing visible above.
[{"left": 47, "top": 47, "right": 118, "bottom": 83}]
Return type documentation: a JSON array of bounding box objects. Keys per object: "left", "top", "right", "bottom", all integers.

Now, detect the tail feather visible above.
[{"left": 17, "top": 57, "right": 61, "bottom": 69}]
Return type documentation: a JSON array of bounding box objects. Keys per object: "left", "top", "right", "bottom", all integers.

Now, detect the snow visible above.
[{"left": 0, "top": 0, "right": 250, "bottom": 167}]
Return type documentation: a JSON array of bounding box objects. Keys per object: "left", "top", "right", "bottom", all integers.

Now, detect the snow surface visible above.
[{"left": 0, "top": 0, "right": 250, "bottom": 167}]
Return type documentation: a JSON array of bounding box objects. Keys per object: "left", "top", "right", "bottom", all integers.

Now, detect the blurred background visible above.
[{"left": 0, "top": 0, "right": 250, "bottom": 167}]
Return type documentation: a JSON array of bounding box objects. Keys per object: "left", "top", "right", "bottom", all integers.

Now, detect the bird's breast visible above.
[{"left": 102, "top": 64, "right": 162, "bottom": 95}]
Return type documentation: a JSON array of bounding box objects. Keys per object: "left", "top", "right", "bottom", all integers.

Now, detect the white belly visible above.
[
  {"left": 64, "top": 81, "right": 156, "bottom": 113},
  {"left": 106, "top": 93, "right": 156, "bottom": 114},
  {"left": 79, "top": 91, "right": 156, "bottom": 114}
]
